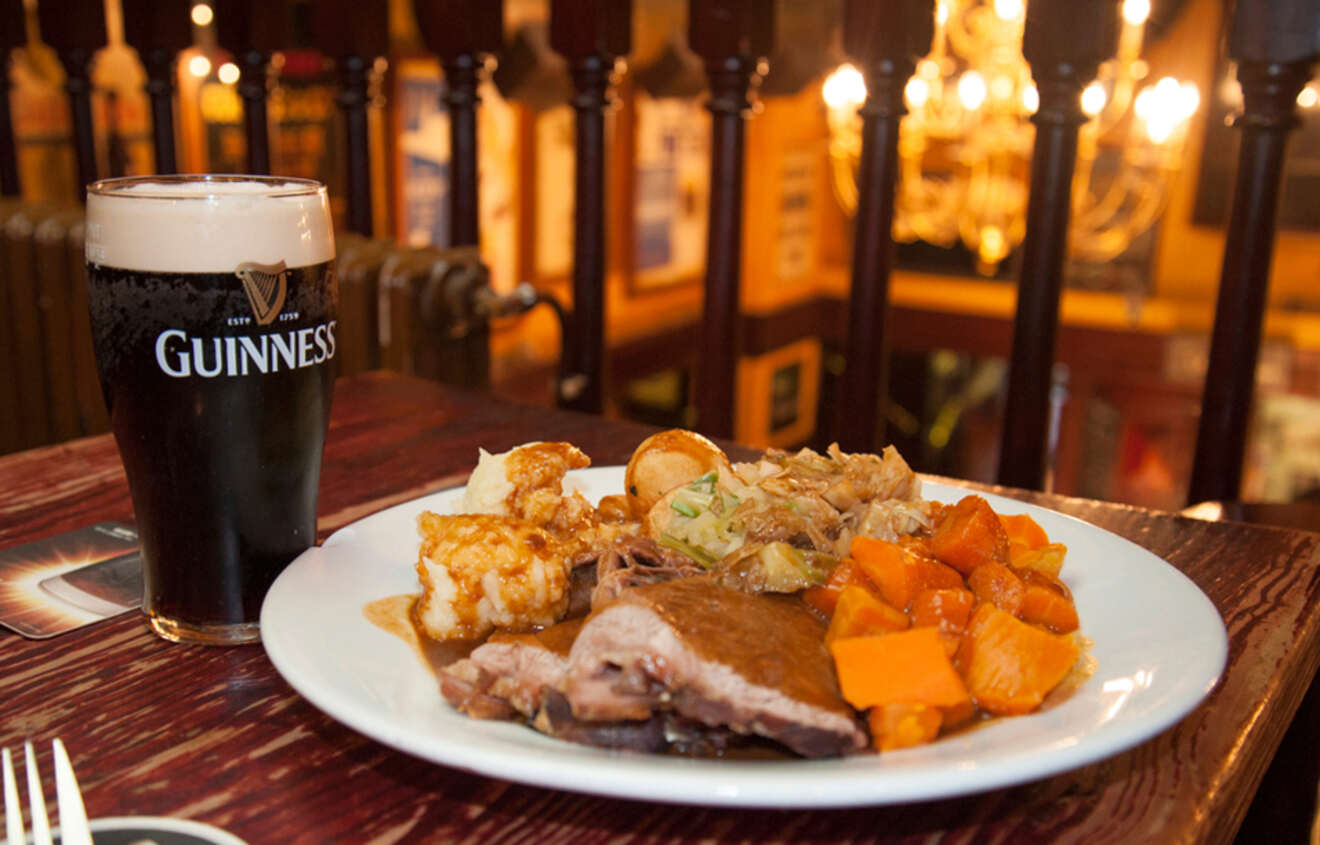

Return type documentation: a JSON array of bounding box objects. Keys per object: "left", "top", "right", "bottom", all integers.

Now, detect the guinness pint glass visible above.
[{"left": 85, "top": 176, "right": 337, "bottom": 645}]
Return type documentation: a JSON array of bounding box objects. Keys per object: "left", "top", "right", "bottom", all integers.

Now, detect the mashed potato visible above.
[{"left": 414, "top": 512, "right": 570, "bottom": 641}]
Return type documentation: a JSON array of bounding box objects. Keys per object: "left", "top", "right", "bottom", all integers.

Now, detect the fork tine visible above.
[
  {"left": 52, "top": 740, "right": 92, "bottom": 845},
  {"left": 3, "top": 748, "right": 23, "bottom": 845},
  {"left": 24, "top": 741, "right": 53, "bottom": 845}
]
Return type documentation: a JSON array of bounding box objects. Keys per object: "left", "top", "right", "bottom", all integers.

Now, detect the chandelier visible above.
[{"left": 823, "top": 0, "right": 1200, "bottom": 276}]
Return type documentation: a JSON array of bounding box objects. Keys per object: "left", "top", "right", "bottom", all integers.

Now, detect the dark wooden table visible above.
[{"left": 2, "top": 371, "right": 1318, "bottom": 843}]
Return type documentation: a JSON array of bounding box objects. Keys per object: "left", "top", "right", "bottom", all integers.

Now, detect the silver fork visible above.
[{"left": 2, "top": 740, "right": 92, "bottom": 845}]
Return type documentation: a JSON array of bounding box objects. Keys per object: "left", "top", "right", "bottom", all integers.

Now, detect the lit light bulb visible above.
[
  {"left": 1022, "top": 84, "right": 1039, "bottom": 114},
  {"left": 1299, "top": 85, "right": 1319, "bottom": 109},
  {"left": 993, "top": 0, "right": 1024, "bottom": 21},
  {"left": 905, "top": 76, "right": 930, "bottom": 109},
  {"left": 958, "top": 70, "right": 987, "bottom": 111},
  {"left": 1081, "top": 81, "right": 1107, "bottom": 116},
  {"left": 823, "top": 64, "right": 867, "bottom": 110},
  {"left": 190, "top": 3, "right": 213, "bottom": 26},
  {"left": 1121, "top": 0, "right": 1151, "bottom": 26},
  {"left": 218, "top": 62, "right": 241, "bottom": 85},
  {"left": 1178, "top": 81, "right": 1200, "bottom": 118},
  {"left": 188, "top": 55, "right": 212, "bottom": 78}
]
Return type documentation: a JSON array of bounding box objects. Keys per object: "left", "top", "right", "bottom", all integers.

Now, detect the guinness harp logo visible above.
[{"left": 235, "top": 260, "right": 289, "bottom": 326}]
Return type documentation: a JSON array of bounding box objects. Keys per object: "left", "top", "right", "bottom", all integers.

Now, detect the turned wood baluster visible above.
[
  {"left": 413, "top": 0, "right": 503, "bottom": 248},
  {"left": 837, "top": 0, "right": 933, "bottom": 453},
  {"left": 996, "top": 0, "right": 1117, "bottom": 490},
  {"left": 1187, "top": 0, "right": 1317, "bottom": 505},
  {"left": 688, "top": 0, "right": 774, "bottom": 439},
  {"left": 313, "top": 0, "right": 388, "bottom": 237},
  {"left": 548, "top": 0, "right": 630, "bottom": 414},
  {"left": 35, "top": 1, "right": 106, "bottom": 201},
  {"left": 121, "top": 0, "right": 192, "bottom": 175},
  {"left": 214, "top": 0, "right": 288, "bottom": 175},
  {"left": 0, "top": 0, "right": 22, "bottom": 196}
]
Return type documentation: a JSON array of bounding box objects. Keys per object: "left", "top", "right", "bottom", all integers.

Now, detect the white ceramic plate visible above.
[{"left": 261, "top": 467, "right": 1227, "bottom": 808}]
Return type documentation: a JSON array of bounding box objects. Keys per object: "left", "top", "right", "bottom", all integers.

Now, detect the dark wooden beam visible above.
[
  {"left": 313, "top": 0, "right": 388, "bottom": 236},
  {"left": 213, "top": 0, "right": 290, "bottom": 175},
  {"left": 1188, "top": 0, "right": 1318, "bottom": 504},
  {"left": 548, "top": 0, "right": 630, "bottom": 414},
  {"left": 836, "top": 0, "right": 934, "bottom": 453},
  {"left": 35, "top": 0, "right": 107, "bottom": 200},
  {"left": 688, "top": 0, "right": 774, "bottom": 439},
  {"left": 0, "top": 0, "right": 24, "bottom": 196},
  {"left": 121, "top": 0, "right": 192, "bottom": 174},
  {"left": 413, "top": 0, "right": 503, "bottom": 248},
  {"left": 996, "top": 0, "right": 1117, "bottom": 490}
]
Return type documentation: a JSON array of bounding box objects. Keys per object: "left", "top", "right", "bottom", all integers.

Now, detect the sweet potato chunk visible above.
[
  {"left": 868, "top": 703, "right": 942, "bottom": 751},
  {"left": 958, "top": 604, "right": 1080, "bottom": 716},
  {"left": 825, "top": 585, "right": 909, "bottom": 646},
  {"left": 930, "top": 495, "right": 1011, "bottom": 575},
  {"left": 831, "top": 628, "right": 972, "bottom": 710}
]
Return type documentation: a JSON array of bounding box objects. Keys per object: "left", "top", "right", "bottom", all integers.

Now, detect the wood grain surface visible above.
[{"left": 2, "top": 371, "right": 1317, "bottom": 844}]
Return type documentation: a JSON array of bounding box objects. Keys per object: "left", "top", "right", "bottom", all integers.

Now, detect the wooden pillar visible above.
[
  {"left": 688, "top": 0, "right": 774, "bottom": 439},
  {"left": 548, "top": 0, "right": 630, "bottom": 414},
  {"left": 1188, "top": 0, "right": 1318, "bottom": 504},
  {"left": 36, "top": 1, "right": 107, "bottom": 201},
  {"left": 996, "top": 0, "right": 1117, "bottom": 490},
  {"left": 836, "top": 0, "right": 933, "bottom": 453},
  {"left": 413, "top": 0, "right": 503, "bottom": 248},
  {"left": 214, "top": 0, "right": 289, "bottom": 175},
  {"left": 121, "top": 0, "right": 193, "bottom": 175},
  {"left": 313, "top": 0, "right": 388, "bottom": 237},
  {"left": 0, "top": 0, "right": 23, "bottom": 196}
]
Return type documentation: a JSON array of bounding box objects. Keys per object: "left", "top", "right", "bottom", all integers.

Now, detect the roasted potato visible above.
[{"left": 624, "top": 429, "right": 730, "bottom": 519}]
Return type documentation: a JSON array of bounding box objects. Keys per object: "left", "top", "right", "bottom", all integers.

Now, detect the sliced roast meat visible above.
[
  {"left": 591, "top": 534, "right": 706, "bottom": 609},
  {"left": 439, "top": 618, "right": 583, "bottom": 718},
  {"left": 563, "top": 576, "right": 867, "bottom": 758}
]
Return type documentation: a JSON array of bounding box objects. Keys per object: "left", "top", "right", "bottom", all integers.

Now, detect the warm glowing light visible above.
[
  {"left": 1022, "top": 84, "right": 1039, "bottom": 113},
  {"left": 917, "top": 58, "right": 941, "bottom": 81},
  {"left": 989, "top": 74, "right": 1015, "bottom": 102},
  {"left": 823, "top": 64, "right": 867, "bottom": 110},
  {"left": 993, "top": 0, "right": 1024, "bottom": 21},
  {"left": 1081, "top": 81, "right": 1107, "bottom": 116},
  {"left": 936, "top": 0, "right": 950, "bottom": 26},
  {"left": 190, "top": 3, "right": 213, "bottom": 26},
  {"left": 1136, "top": 77, "right": 1198, "bottom": 144},
  {"left": 218, "top": 62, "right": 240, "bottom": 84},
  {"left": 905, "top": 76, "right": 930, "bottom": 109},
  {"left": 1178, "top": 81, "right": 1200, "bottom": 117},
  {"left": 979, "top": 225, "right": 1006, "bottom": 264},
  {"left": 957, "top": 70, "right": 987, "bottom": 111},
  {"left": 1121, "top": 0, "right": 1151, "bottom": 26},
  {"left": 1300, "top": 85, "right": 1320, "bottom": 109},
  {"left": 188, "top": 55, "right": 212, "bottom": 78}
]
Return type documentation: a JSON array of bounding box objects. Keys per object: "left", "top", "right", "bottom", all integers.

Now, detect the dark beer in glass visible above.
[{"left": 85, "top": 176, "right": 337, "bottom": 645}]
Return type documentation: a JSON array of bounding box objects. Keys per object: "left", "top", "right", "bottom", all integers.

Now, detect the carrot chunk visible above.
[
  {"left": 998, "top": 512, "right": 1049, "bottom": 550},
  {"left": 1019, "top": 583, "right": 1080, "bottom": 633},
  {"left": 967, "top": 560, "right": 1026, "bottom": 615},
  {"left": 1011, "top": 542, "right": 1068, "bottom": 579},
  {"left": 852, "top": 536, "right": 963, "bottom": 611},
  {"left": 930, "top": 495, "right": 1011, "bottom": 575},
  {"left": 910, "top": 587, "right": 975, "bottom": 634},
  {"left": 802, "top": 557, "right": 874, "bottom": 616},
  {"left": 868, "top": 703, "right": 943, "bottom": 751},
  {"left": 830, "top": 628, "right": 972, "bottom": 710},
  {"left": 825, "top": 585, "right": 909, "bottom": 646},
  {"left": 958, "top": 604, "right": 1080, "bottom": 716}
]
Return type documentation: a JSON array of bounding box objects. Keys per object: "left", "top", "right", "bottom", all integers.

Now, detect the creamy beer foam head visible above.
[{"left": 85, "top": 175, "right": 335, "bottom": 273}]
